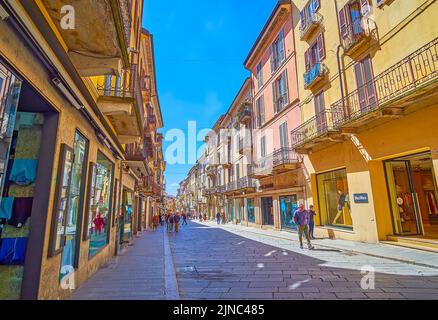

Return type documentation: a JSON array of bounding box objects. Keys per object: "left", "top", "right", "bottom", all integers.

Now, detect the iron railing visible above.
[
  {"left": 237, "top": 176, "right": 256, "bottom": 190},
  {"left": 226, "top": 181, "right": 237, "bottom": 192},
  {"left": 300, "top": 12, "right": 323, "bottom": 40},
  {"left": 304, "top": 63, "right": 328, "bottom": 89},
  {"left": 97, "top": 64, "right": 137, "bottom": 98},
  {"left": 272, "top": 147, "right": 299, "bottom": 166},
  {"left": 341, "top": 17, "right": 377, "bottom": 53},
  {"left": 238, "top": 107, "right": 252, "bottom": 124},
  {"left": 290, "top": 110, "right": 337, "bottom": 148},
  {"left": 333, "top": 37, "right": 438, "bottom": 126},
  {"left": 125, "top": 140, "right": 147, "bottom": 160}
]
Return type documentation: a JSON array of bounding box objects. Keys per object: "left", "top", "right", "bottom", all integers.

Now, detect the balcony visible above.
[
  {"left": 40, "top": 0, "right": 131, "bottom": 76},
  {"left": 206, "top": 165, "right": 217, "bottom": 177},
  {"left": 332, "top": 37, "right": 438, "bottom": 129},
  {"left": 137, "top": 177, "right": 162, "bottom": 197},
  {"left": 290, "top": 110, "right": 342, "bottom": 153},
  {"left": 238, "top": 107, "right": 252, "bottom": 125},
  {"left": 225, "top": 181, "right": 237, "bottom": 194},
  {"left": 239, "top": 137, "right": 252, "bottom": 155},
  {"left": 300, "top": 12, "right": 323, "bottom": 41},
  {"left": 236, "top": 177, "right": 257, "bottom": 192},
  {"left": 272, "top": 148, "right": 300, "bottom": 173},
  {"left": 248, "top": 154, "right": 274, "bottom": 179},
  {"left": 304, "top": 63, "right": 328, "bottom": 90},
  {"left": 341, "top": 18, "right": 377, "bottom": 57},
  {"left": 96, "top": 64, "right": 144, "bottom": 144}
]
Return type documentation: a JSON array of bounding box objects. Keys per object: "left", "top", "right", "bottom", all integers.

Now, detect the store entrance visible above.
[
  {"left": 385, "top": 153, "right": 438, "bottom": 239},
  {"left": 261, "top": 197, "right": 274, "bottom": 226}
]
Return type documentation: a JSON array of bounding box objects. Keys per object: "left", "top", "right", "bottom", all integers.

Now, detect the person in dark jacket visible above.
[
  {"left": 216, "top": 212, "right": 221, "bottom": 224},
  {"left": 293, "top": 203, "right": 314, "bottom": 250}
]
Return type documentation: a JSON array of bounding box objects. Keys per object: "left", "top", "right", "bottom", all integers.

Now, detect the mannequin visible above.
[{"left": 332, "top": 189, "right": 349, "bottom": 225}]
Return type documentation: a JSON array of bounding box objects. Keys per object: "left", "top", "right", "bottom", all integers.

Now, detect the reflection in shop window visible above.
[
  {"left": 87, "top": 152, "right": 114, "bottom": 258},
  {"left": 317, "top": 169, "right": 353, "bottom": 229},
  {"left": 247, "top": 198, "right": 255, "bottom": 223}
]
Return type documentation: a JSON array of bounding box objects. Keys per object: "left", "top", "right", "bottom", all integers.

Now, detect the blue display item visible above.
[
  {"left": 0, "top": 197, "right": 14, "bottom": 220},
  {"left": 9, "top": 159, "right": 38, "bottom": 185},
  {"left": 0, "top": 237, "right": 28, "bottom": 265}
]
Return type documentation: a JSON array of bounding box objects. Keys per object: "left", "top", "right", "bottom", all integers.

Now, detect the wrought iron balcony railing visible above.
[
  {"left": 238, "top": 107, "right": 252, "bottom": 124},
  {"left": 332, "top": 37, "right": 438, "bottom": 127},
  {"left": 125, "top": 140, "right": 147, "bottom": 161},
  {"left": 97, "top": 64, "right": 137, "bottom": 98},
  {"left": 290, "top": 110, "right": 337, "bottom": 148},
  {"left": 341, "top": 17, "right": 377, "bottom": 54},
  {"left": 272, "top": 147, "right": 299, "bottom": 166},
  {"left": 300, "top": 12, "right": 323, "bottom": 41},
  {"left": 236, "top": 176, "right": 256, "bottom": 190},
  {"left": 304, "top": 63, "right": 328, "bottom": 89}
]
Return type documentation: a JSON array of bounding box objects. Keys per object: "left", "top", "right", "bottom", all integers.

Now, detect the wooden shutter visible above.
[
  {"left": 282, "top": 70, "right": 289, "bottom": 107},
  {"left": 260, "top": 95, "right": 265, "bottom": 126},
  {"left": 338, "top": 7, "right": 348, "bottom": 38},
  {"left": 272, "top": 82, "right": 277, "bottom": 113},
  {"left": 279, "top": 30, "right": 285, "bottom": 63},
  {"left": 360, "top": 0, "right": 370, "bottom": 16},
  {"left": 317, "top": 33, "right": 325, "bottom": 61},
  {"left": 304, "top": 49, "right": 310, "bottom": 72},
  {"left": 269, "top": 45, "right": 275, "bottom": 73}
]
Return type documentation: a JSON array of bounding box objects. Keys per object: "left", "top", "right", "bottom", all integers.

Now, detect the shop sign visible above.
[
  {"left": 354, "top": 193, "right": 369, "bottom": 204},
  {"left": 260, "top": 183, "right": 274, "bottom": 190}
]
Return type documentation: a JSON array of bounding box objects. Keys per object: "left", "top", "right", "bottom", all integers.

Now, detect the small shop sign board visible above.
[{"left": 354, "top": 193, "right": 369, "bottom": 204}]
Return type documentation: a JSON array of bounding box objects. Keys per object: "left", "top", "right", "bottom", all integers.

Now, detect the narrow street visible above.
[{"left": 72, "top": 221, "right": 438, "bottom": 300}]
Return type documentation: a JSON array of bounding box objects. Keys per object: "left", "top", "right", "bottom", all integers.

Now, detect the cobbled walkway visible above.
[
  {"left": 70, "top": 221, "right": 438, "bottom": 300},
  {"left": 170, "top": 221, "right": 438, "bottom": 300}
]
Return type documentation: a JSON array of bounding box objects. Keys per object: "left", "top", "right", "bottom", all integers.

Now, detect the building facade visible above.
[
  {"left": 0, "top": 0, "right": 165, "bottom": 300},
  {"left": 178, "top": 0, "right": 438, "bottom": 252}
]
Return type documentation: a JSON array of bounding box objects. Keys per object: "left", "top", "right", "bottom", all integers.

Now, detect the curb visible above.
[{"left": 163, "top": 228, "right": 180, "bottom": 300}]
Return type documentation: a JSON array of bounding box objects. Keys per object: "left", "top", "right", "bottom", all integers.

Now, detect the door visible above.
[
  {"left": 261, "top": 197, "right": 274, "bottom": 226},
  {"left": 385, "top": 160, "right": 423, "bottom": 236},
  {"left": 354, "top": 57, "right": 377, "bottom": 114}
]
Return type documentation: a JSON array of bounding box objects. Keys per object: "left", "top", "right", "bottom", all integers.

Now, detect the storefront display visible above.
[
  {"left": 121, "top": 189, "right": 133, "bottom": 243},
  {"left": 316, "top": 169, "right": 353, "bottom": 229},
  {"left": 385, "top": 153, "right": 438, "bottom": 238},
  {"left": 86, "top": 152, "right": 114, "bottom": 258},
  {"left": 261, "top": 197, "right": 274, "bottom": 226},
  {"left": 280, "top": 195, "right": 298, "bottom": 230},
  {"left": 0, "top": 111, "right": 44, "bottom": 300},
  {"left": 247, "top": 198, "right": 255, "bottom": 223}
]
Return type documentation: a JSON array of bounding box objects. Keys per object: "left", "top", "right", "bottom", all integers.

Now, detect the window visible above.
[
  {"left": 279, "top": 122, "right": 289, "bottom": 148},
  {"left": 270, "top": 30, "right": 286, "bottom": 73},
  {"left": 272, "top": 70, "right": 289, "bottom": 113},
  {"left": 300, "top": 0, "right": 320, "bottom": 27},
  {"left": 255, "top": 95, "right": 265, "bottom": 128},
  {"left": 260, "top": 136, "right": 267, "bottom": 158},
  {"left": 316, "top": 169, "right": 353, "bottom": 229},
  {"left": 338, "top": 0, "right": 371, "bottom": 39},
  {"left": 256, "top": 62, "right": 263, "bottom": 89},
  {"left": 236, "top": 164, "right": 240, "bottom": 180},
  {"left": 305, "top": 33, "right": 325, "bottom": 73},
  {"left": 86, "top": 152, "right": 114, "bottom": 258},
  {"left": 247, "top": 198, "right": 255, "bottom": 223},
  {"left": 354, "top": 56, "right": 376, "bottom": 111}
]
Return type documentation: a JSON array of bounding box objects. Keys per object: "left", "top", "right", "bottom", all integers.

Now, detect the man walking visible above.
[
  {"left": 293, "top": 203, "right": 314, "bottom": 250},
  {"left": 182, "top": 212, "right": 188, "bottom": 226},
  {"left": 174, "top": 212, "right": 181, "bottom": 233},
  {"left": 216, "top": 212, "right": 221, "bottom": 225}
]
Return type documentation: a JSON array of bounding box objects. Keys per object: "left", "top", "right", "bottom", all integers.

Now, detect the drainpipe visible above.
[{"left": 334, "top": 0, "right": 347, "bottom": 120}]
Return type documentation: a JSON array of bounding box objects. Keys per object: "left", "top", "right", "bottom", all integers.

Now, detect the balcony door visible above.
[{"left": 354, "top": 57, "right": 377, "bottom": 114}]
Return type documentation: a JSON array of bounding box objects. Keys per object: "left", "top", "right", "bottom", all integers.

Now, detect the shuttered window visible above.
[
  {"left": 269, "top": 29, "right": 286, "bottom": 73},
  {"left": 279, "top": 122, "right": 289, "bottom": 149},
  {"left": 256, "top": 95, "right": 265, "bottom": 128},
  {"left": 260, "top": 136, "right": 266, "bottom": 158}
]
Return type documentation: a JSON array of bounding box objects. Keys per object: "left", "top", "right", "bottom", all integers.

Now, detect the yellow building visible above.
[
  {"left": 291, "top": 0, "right": 438, "bottom": 248},
  {"left": 0, "top": 0, "right": 164, "bottom": 300}
]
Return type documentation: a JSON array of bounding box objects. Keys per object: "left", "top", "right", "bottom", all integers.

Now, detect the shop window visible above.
[
  {"left": 280, "top": 195, "right": 298, "bottom": 230},
  {"left": 316, "top": 169, "right": 353, "bottom": 229},
  {"left": 120, "top": 189, "right": 133, "bottom": 243},
  {"left": 84, "top": 152, "right": 114, "bottom": 258},
  {"left": 247, "top": 198, "right": 255, "bottom": 223}
]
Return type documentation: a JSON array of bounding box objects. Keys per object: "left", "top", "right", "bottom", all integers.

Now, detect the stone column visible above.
[
  {"left": 243, "top": 197, "right": 248, "bottom": 226},
  {"left": 273, "top": 195, "right": 281, "bottom": 230},
  {"left": 255, "top": 197, "right": 261, "bottom": 226}
]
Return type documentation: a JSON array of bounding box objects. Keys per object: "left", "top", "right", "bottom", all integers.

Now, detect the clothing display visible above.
[
  {"left": 8, "top": 197, "right": 33, "bottom": 227},
  {"left": 425, "top": 191, "right": 438, "bottom": 215},
  {"left": 0, "top": 237, "right": 28, "bottom": 265},
  {"left": 0, "top": 197, "right": 14, "bottom": 220},
  {"left": 9, "top": 159, "right": 38, "bottom": 185},
  {"left": 1, "top": 219, "right": 30, "bottom": 238}
]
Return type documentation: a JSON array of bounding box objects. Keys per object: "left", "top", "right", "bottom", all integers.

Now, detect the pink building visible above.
[{"left": 244, "top": 0, "right": 308, "bottom": 230}]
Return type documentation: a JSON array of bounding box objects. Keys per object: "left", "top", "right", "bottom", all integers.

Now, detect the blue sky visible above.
[{"left": 143, "top": 0, "right": 278, "bottom": 195}]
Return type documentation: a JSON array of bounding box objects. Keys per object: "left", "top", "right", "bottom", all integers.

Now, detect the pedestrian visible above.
[
  {"left": 293, "top": 203, "right": 314, "bottom": 250},
  {"left": 168, "top": 213, "right": 174, "bottom": 233},
  {"left": 203, "top": 213, "right": 207, "bottom": 222},
  {"left": 308, "top": 205, "right": 316, "bottom": 239},
  {"left": 152, "top": 214, "right": 159, "bottom": 230},
  {"left": 221, "top": 212, "right": 226, "bottom": 224},
  {"left": 174, "top": 212, "right": 181, "bottom": 233},
  {"left": 182, "top": 212, "right": 188, "bottom": 225},
  {"left": 216, "top": 212, "right": 221, "bottom": 225}
]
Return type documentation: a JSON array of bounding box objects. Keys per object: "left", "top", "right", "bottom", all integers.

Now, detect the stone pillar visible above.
[
  {"left": 243, "top": 197, "right": 248, "bottom": 226},
  {"left": 273, "top": 195, "right": 281, "bottom": 230},
  {"left": 255, "top": 197, "right": 261, "bottom": 226}
]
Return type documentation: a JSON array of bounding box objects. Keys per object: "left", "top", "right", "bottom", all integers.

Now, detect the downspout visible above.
[{"left": 334, "top": 0, "right": 347, "bottom": 120}]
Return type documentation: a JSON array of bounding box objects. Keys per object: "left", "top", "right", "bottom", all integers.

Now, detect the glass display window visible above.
[
  {"left": 86, "top": 152, "right": 114, "bottom": 258},
  {"left": 280, "top": 195, "right": 298, "bottom": 230},
  {"left": 247, "top": 198, "right": 255, "bottom": 223},
  {"left": 316, "top": 169, "right": 353, "bottom": 229}
]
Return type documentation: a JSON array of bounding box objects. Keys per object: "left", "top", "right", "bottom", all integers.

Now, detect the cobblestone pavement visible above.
[
  {"left": 71, "top": 227, "right": 173, "bottom": 300},
  {"left": 170, "top": 221, "right": 438, "bottom": 300}
]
